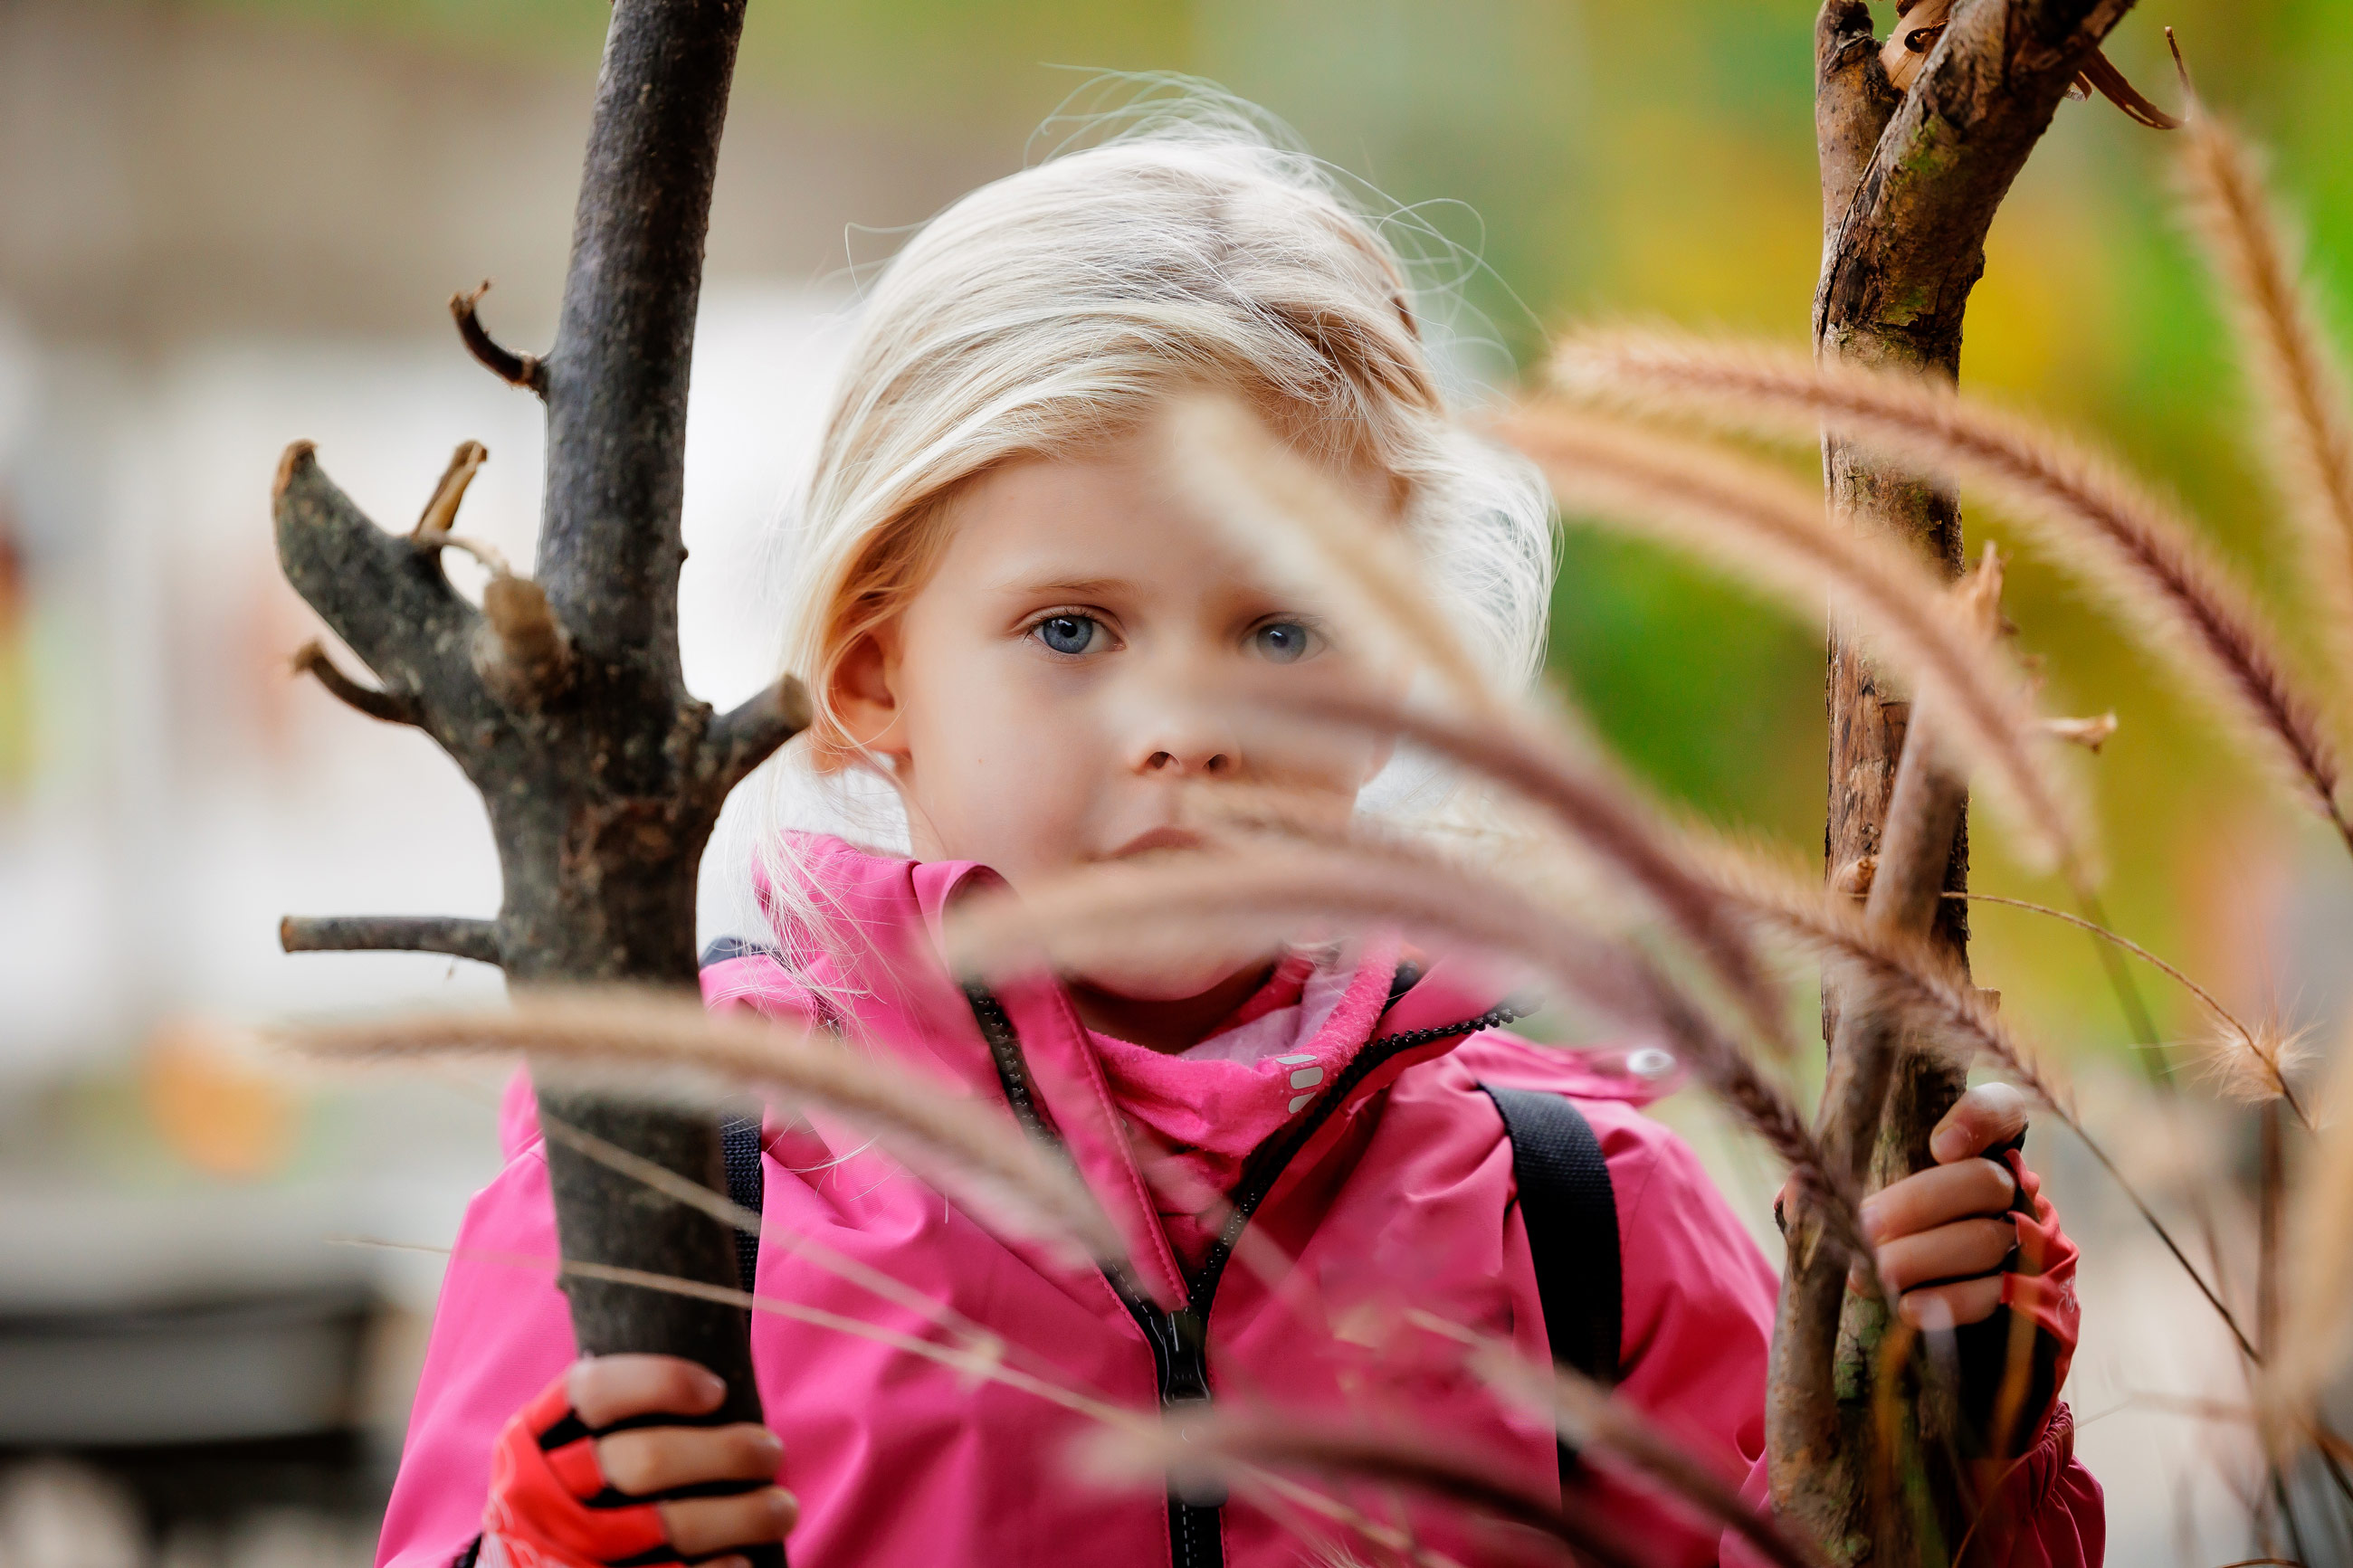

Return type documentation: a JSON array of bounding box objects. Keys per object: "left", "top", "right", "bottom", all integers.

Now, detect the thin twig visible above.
[
  {"left": 431, "top": 533, "right": 515, "bottom": 578},
  {"left": 451, "top": 281, "right": 546, "bottom": 395},
  {"left": 280, "top": 914, "right": 500, "bottom": 966},
  {"left": 289, "top": 639, "right": 421, "bottom": 727}
]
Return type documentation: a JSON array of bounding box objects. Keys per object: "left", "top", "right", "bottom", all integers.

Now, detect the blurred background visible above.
[{"left": 1, "top": 1, "right": 2347, "bottom": 1563}]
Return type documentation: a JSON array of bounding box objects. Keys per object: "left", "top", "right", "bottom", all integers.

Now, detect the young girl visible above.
[{"left": 378, "top": 111, "right": 2101, "bottom": 1568}]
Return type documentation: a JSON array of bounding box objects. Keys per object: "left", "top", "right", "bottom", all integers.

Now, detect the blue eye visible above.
[
  {"left": 1034, "top": 614, "right": 1100, "bottom": 656},
  {"left": 1251, "top": 621, "right": 1319, "bottom": 664}
]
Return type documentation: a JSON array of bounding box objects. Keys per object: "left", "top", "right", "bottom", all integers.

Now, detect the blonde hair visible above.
[{"left": 737, "top": 92, "right": 1557, "bottom": 978}]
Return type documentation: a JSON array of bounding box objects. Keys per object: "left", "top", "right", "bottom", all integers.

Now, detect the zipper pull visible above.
[{"left": 1158, "top": 1309, "right": 1227, "bottom": 1506}]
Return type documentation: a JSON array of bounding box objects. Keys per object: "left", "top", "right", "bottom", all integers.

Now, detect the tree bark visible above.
[
  {"left": 1771, "top": 1, "right": 2139, "bottom": 1561},
  {"left": 273, "top": 5, "right": 801, "bottom": 1557}
]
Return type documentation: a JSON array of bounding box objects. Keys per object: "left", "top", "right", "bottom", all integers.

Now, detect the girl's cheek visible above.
[{"left": 932, "top": 702, "right": 1117, "bottom": 874}]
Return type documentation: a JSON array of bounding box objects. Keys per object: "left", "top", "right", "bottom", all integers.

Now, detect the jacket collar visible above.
[{"left": 752, "top": 833, "right": 1519, "bottom": 1306}]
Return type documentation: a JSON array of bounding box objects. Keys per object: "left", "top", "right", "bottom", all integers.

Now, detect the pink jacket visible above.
[{"left": 377, "top": 835, "right": 2101, "bottom": 1567}]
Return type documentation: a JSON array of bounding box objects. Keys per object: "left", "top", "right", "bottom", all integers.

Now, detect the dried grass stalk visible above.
[
  {"left": 1440, "top": 1326, "right": 1825, "bottom": 1568},
  {"left": 1552, "top": 330, "right": 2352, "bottom": 853},
  {"left": 391, "top": 1240, "right": 1470, "bottom": 1568},
  {"left": 2178, "top": 102, "right": 2353, "bottom": 689},
  {"left": 362, "top": 1236, "right": 1143, "bottom": 1435},
  {"left": 2276, "top": 1019, "right": 2353, "bottom": 1417},
  {"left": 1701, "top": 849, "right": 2054, "bottom": 1105},
  {"left": 290, "top": 989, "right": 1130, "bottom": 1270},
  {"left": 954, "top": 834, "right": 1868, "bottom": 1261},
  {"left": 1094, "top": 1411, "right": 1647, "bottom": 1568},
  {"left": 1709, "top": 851, "right": 2271, "bottom": 1358},
  {"left": 1949, "top": 889, "right": 2300, "bottom": 1120},
  {"left": 1497, "top": 401, "right": 2091, "bottom": 879},
  {"left": 1236, "top": 680, "right": 1799, "bottom": 1062},
  {"left": 531, "top": 1108, "right": 1016, "bottom": 1363},
  {"left": 1165, "top": 394, "right": 1502, "bottom": 710}
]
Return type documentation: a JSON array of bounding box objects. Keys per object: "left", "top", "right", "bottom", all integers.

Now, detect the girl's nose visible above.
[
  {"left": 1144, "top": 744, "right": 1231, "bottom": 776},
  {"left": 1128, "top": 697, "right": 1239, "bottom": 778}
]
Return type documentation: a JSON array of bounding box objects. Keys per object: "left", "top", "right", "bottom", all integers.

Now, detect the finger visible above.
[
  {"left": 1899, "top": 1275, "right": 2006, "bottom": 1329},
  {"left": 567, "top": 1355, "right": 729, "bottom": 1428},
  {"left": 597, "top": 1424, "right": 784, "bottom": 1497},
  {"left": 1860, "top": 1159, "right": 2016, "bottom": 1243},
  {"left": 1875, "top": 1216, "right": 2018, "bottom": 1292},
  {"left": 659, "top": 1488, "right": 800, "bottom": 1556},
  {"left": 1929, "top": 1082, "right": 2029, "bottom": 1164}
]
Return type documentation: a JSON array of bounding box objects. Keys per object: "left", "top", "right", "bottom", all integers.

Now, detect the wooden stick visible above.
[{"left": 281, "top": 916, "right": 501, "bottom": 966}]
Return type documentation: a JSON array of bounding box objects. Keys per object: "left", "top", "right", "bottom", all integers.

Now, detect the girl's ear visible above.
[{"left": 829, "top": 624, "right": 910, "bottom": 761}]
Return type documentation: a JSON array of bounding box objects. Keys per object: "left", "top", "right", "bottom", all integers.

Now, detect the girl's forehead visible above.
[{"left": 939, "top": 438, "right": 1253, "bottom": 576}]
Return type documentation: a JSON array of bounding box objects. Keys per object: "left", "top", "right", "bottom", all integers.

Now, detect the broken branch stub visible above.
[
  {"left": 452, "top": 283, "right": 546, "bottom": 396},
  {"left": 281, "top": 915, "right": 502, "bottom": 967},
  {"left": 273, "top": 4, "right": 795, "bottom": 1544}
]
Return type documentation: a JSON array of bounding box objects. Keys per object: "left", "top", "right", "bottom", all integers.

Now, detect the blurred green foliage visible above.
[{"left": 194, "top": 0, "right": 2353, "bottom": 1053}]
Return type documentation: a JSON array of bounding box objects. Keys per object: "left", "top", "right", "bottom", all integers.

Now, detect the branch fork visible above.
[{"left": 404, "top": 445, "right": 581, "bottom": 712}]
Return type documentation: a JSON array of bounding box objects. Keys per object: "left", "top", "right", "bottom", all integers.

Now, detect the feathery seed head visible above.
[
  {"left": 1552, "top": 328, "right": 2348, "bottom": 855},
  {"left": 1496, "top": 396, "right": 2093, "bottom": 881}
]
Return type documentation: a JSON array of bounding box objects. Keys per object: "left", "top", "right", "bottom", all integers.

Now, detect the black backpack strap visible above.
[
  {"left": 703, "top": 936, "right": 776, "bottom": 1295},
  {"left": 719, "top": 1114, "right": 766, "bottom": 1294},
  {"left": 701, "top": 934, "right": 784, "bottom": 968},
  {"left": 1479, "top": 1084, "right": 1622, "bottom": 1457}
]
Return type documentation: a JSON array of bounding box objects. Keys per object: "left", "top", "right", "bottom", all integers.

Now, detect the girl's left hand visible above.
[{"left": 1860, "top": 1081, "right": 2035, "bottom": 1328}]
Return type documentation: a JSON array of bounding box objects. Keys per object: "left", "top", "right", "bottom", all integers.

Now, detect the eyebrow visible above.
[{"left": 986, "top": 573, "right": 1134, "bottom": 600}]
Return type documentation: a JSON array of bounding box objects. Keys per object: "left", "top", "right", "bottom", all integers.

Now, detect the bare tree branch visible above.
[
  {"left": 275, "top": 443, "right": 480, "bottom": 701},
  {"left": 703, "top": 675, "right": 814, "bottom": 793},
  {"left": 281, "top": 915, "right": 502, "bottom": 966},
  {"left": 451, "top": 282, "right": 546, "bottom": 395},
  {"left": 273, "top": 4, "right": 774, "bottom": 1525}
]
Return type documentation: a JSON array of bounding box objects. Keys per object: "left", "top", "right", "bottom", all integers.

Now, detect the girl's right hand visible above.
[{"left": 481, "top": 1354, "right": 795, "bottom": 1568}]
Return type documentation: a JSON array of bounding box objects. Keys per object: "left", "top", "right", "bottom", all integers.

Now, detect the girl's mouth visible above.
[{"left": 1104, "top": 825, "right": 1205, "bottom": 860}]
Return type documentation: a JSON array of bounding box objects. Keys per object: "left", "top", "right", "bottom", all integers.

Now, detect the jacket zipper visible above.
[{"left": 963, "top": 984, "right": 1527, "bottom": 1568}]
